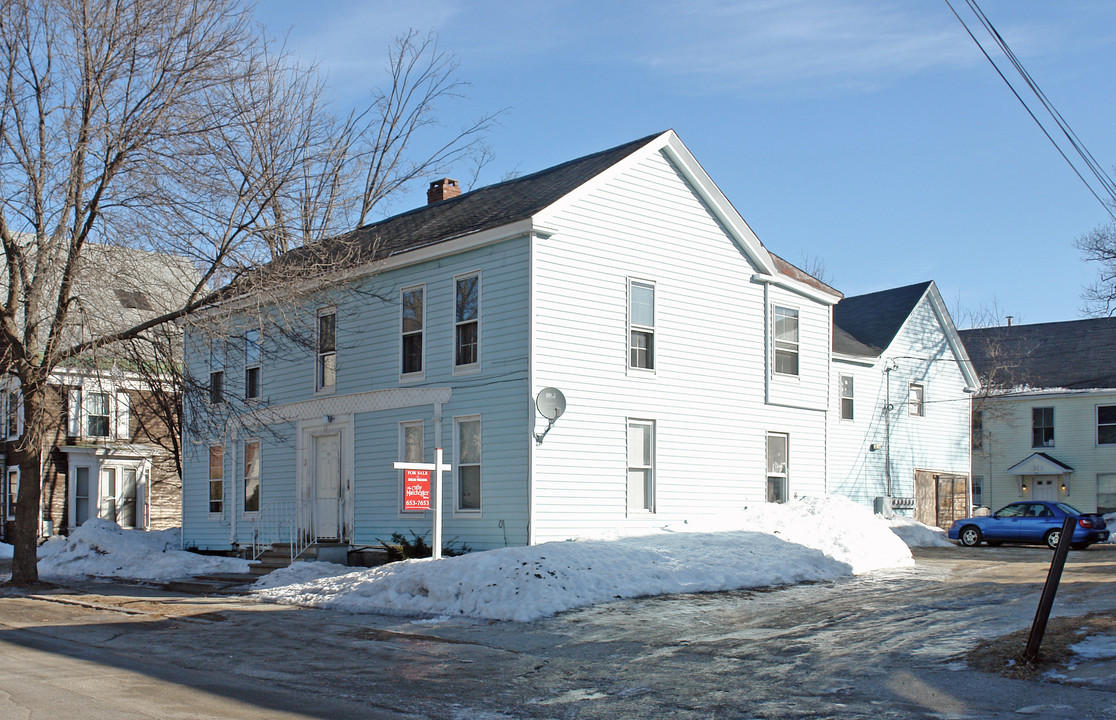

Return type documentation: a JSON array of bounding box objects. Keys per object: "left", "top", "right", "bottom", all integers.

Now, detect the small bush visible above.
[{"left": 378, "top": 531, "right": 471, "bottom": 561}]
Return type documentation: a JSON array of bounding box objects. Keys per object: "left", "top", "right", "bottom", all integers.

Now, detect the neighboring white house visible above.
[
  {"left": 180, "top": 130, "right": 975, "bottom": 556},
  {"left": 960, "top": 318, "right": 1116, "bottom": 514},
  {"left": 828, "top": 282, "right": 979, "bottom": 528}
]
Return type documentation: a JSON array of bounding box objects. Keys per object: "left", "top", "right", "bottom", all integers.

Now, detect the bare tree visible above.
[
  {"left": 1077, "top": 219, "right": 1116, "bottom": 317},
  {"left": 0, "top": 1, "right": 498, "bottom": 585}
]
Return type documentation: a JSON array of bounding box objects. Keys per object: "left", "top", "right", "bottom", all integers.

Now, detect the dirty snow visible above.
[
  {"left": 36, "top": 519, "right": 249, "bottom": 581},
  {"left": 1070, "top": 634, "right": 1116, "bottom": 661},
  {"left": 252, "top": 494, "right": 917, "bottom": 621}
]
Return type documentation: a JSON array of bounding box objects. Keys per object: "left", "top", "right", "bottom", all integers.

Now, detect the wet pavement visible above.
[{"left": 1, "top": 545, "right": 1115, "bottom": 719}]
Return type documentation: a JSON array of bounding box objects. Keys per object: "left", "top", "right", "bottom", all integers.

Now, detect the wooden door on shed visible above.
[{"left": 914, "top": 470, "right": 969, "bottom": 530}]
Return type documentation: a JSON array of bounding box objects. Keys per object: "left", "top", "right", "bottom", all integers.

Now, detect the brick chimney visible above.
[{"left": 427, "top": 178, "right": 461, "bottom": 204}]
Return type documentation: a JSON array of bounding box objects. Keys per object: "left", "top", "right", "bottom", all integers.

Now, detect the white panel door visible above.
[{"left": 314, "top": 434, "right": 342, "bottom": 540}]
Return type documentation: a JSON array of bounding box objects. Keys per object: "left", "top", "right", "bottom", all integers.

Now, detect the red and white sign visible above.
[{"left": 403, "top": 468, "right": 431, "bottom": 511}]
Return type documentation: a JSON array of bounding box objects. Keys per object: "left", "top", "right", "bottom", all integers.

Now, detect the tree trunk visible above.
[{"left": 10, "top": 384, "right": 43, "bottom": 585}]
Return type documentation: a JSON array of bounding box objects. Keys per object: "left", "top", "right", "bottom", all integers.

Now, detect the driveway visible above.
[{"left": 1, "top": 545, "right": 1115, "bottom": 719}]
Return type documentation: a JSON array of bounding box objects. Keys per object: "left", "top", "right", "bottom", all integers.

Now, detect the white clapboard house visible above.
[{"left": 181, "top": 131, "right": 976, "bottom": 556}]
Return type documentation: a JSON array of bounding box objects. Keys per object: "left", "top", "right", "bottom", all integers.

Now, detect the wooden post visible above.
[{"left": 1022, "top": 516, "right": 1076, "bottom": 663}]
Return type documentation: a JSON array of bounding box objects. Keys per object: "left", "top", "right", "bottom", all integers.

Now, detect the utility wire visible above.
[{"left": 943, "top": 0, "right": 1116, "bottom": 221}]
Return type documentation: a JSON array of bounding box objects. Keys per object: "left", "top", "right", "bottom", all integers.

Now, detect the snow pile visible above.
[
  {"left": 253, "top": 494, "right": 914, "bottom": 622},
  {"left": 37, "top": 519, "right": 249, "bottom": 581},
  {"left": 885, "top": 515, "right": 955, "bottom": 547},
  {"left": 253, "top": 560, "right": 354, "bottom": 590}
]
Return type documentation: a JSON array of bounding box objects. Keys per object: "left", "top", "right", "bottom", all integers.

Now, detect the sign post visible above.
[{"left": 393, "top": 447, "right": 451, "bottom": 560}]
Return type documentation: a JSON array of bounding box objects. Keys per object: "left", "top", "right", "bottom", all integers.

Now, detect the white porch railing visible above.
[{"left": 249, "top": 497, "right": 343, "bottom": 562}]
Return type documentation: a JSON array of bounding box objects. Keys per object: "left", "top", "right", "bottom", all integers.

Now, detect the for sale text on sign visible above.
[{"left": 404, "top": 468, "right": 431, "bottom": 511}]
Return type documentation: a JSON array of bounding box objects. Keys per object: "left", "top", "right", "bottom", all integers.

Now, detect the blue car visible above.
[{"left": 947, "top": 501, "right": 1110, "bottom": 550}]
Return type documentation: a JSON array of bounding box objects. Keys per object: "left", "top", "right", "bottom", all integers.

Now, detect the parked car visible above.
[{"left": 947, "top": 501, "right": 1110, "bottom": 549}]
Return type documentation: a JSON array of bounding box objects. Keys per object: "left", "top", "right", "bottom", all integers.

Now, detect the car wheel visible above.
[
  {"left": 1044, "top": 529, "right": 1062, "bottom": 549},
  {"left": 959, "top": 526, "right": 983, "bottom": 547},
  {"left": 986, "top": 541, "right": 1003, "bottom": 547}
]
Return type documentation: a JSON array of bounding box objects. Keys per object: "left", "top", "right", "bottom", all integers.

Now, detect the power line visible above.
[{"left": 943, "top": 0, "right": 1116, "bottom": 221}]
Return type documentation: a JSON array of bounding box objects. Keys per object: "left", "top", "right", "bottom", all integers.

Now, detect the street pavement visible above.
[{"left": 1, "top": 545, "right": 1115, "bottom": 719}]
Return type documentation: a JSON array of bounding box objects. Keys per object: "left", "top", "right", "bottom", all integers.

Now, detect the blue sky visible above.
[{"left": 251, "top": 1, "right": 1116, "bottom": 326}]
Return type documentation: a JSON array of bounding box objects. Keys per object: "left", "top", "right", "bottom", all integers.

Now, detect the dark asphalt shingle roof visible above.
[
  {"left": 959, "top": 318, "right": 1116, "bottom": 390},
  {"left": 831, "top": 282, "right": 932, "bottom": 356},
  {"left": 278, "top": 132, "right": 664, "bottom": 270}
]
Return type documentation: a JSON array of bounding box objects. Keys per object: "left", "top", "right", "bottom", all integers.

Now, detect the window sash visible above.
[
  {"left": 87, "top": 392, "right": 111, "bottom": 437},
  {"left": 244, "top": 441, "right": 261, "bottom": 513},
  {"left": 773, "top": 307, "right": 799, "bottom": 376},
  {"left": 399, "top": 421, "right": 425, "bottom": 513},
  {"left": 1032, "top": 407, "right": 1054, "bottom": 447},
  {"left": 766, "top": 432, "right": 789, "bottom": 504},
  {"left": 5, "top": 467, "right": 17, "bottom": 521},
  {"left": 209, "top": 371, "right": 224, "bottom": 405},
  {"left": 317, "top": 312, "right": 336, "bottom": 390},
  {"left": 839, "top": 375, "right": 854, "bottom": 420},
  {"left": 1098, "top": 405, "right": 1116, "bottom": 445},
  {"left": 629, "top": 282, "right": 655, "bottom": 370},
  {"left": 402, "top": 288, "right": 424, "bottom": 375},
  {"left": 908, "top": 384, "right": 924, "bottom": 417},
  {"left": 456, "top": 418, "right": 481, "bottom": 512},
  {"left": 209, "top": 446, "right": 224, "bottom": 514}
]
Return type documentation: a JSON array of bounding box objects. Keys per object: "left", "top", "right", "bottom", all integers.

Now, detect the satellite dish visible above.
[{"left": 536, "top": 387, "right": 566, "bottom": 421}]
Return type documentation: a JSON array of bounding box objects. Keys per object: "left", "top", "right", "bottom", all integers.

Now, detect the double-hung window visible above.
[
  {"left": 455, "top": 274, "right": 480, "bottom": 369},
  {"left": 773, "top": 307, "right": 799, "bottom": 376},
  {"left": 1098, "top": 405, "right": 1116, "bottom": 445},
  {"left": 87, "top": 393, "right": 111, "bottom": 437},
  {"left": 908, "top": 383, "right": 925, "bottom": 417},
  {"left": 209, "top": 446, "right": 224, "bottom": 515},
  {"left": 244, "top": 441, "right": 261, "bottom": 513},
  {"left": 629, "top": 281, "right": 655, "bottom": 370},
  {"left": 245, "top": 328, "right": 261, "bottom": 400},
  {"left": 455, "top": 416, "right": 481, "bottom": 512},
  {"left": 627, "top": 420, "right": 655, "bottom": 512},
  {"left": 5, "top": 465, "right": 17, "bottom": 521},
  {"left": 839, "top": 375, "right": 854, "bottom": 420},
  {"left": 399, "top": 421, "right": 424, "bottom": 513},
  {"left": 401, "top": 286, "right": 424, "bottom": 377},
  {"left": 317, "top": 311, "right": 336, "bottom": 391},
  {"left": 766, "top": 432, "right": 789, "bottom": 503},
  {"left": 4, "top": 389, "right": 20, "bottom": 439},
  {"left": 1032, "top": 407, "right": 1054, "bottom": 448}
]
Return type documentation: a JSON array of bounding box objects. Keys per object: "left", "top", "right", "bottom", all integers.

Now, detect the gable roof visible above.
[
  {"left": 279, "top": 132, "right": 664, "bottom": 269},
  {"left": 832, "top": 281, "right": 933, "bottom": 356},
  {"left": 959, "top": 317, "right": 1116, "bottom": 390}
]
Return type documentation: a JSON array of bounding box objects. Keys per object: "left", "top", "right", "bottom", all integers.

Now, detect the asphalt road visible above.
[{"left": 1, "top": 545, "right": 1115, "bottom": 719}]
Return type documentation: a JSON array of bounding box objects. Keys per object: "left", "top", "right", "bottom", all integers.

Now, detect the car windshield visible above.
[
  {"left": 995, "top": 504, "right": 1026, "bottom": 518},
  {"left": 1056, "top": 502, "right": 1083, "bottom": 516}
]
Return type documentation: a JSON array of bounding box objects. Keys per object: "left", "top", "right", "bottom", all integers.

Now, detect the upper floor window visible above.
[
  {"left": 87, "top": 392, "right": 111, "bottom": 437},
  {"left": 455, "top": 274, "right": 480, "bottom": 369},
  {"left": 209, "top": 446, "right": 224, "bottom": 514},
  {"left": 317, "top": 310, "right": 336, "bottom": 391},
  {"left": 1098, "top": 405, "right": 1116, "bottom": 445},
  {"left": 908, "top": 383, "right": 925, "bottom": 417},
  {"left": 245, "top": 328, "right": 261, "bottom": 400},
  {"left": 773, "top": 307, "right": 799, "bottom": 376},
  {"left": 66, "top": 387, "right": 129, "bottom": 440},
  {"left": 4, "top": 389, "right": 21, "bottom": 440},
  {"left": 629, "top": 281, "right": 655, "bottom": 370},
  {"left": 1032, "top": 407, "right": 1054, "bottom": 448},
  {"left": 839, "top": 375, "right": 854, "bottom": 420},
  {"left": 627, "top": 419, "right": 655, "bottom": 512},
  {"left": 456, "top": 416, "right": 481, "bottom": 512},
  {"left": 401, "top": 286, "right": 424, "bottom": 376},
  {"left": 209, "top": 371, "right": 225, "bottom": 405}
]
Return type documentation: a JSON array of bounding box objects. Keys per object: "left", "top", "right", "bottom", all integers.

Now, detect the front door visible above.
[
  {"left": 313, "top": 433, "right": 342, "bottom": 540},
  {"left": 1032, "top": 477, "right": 1058, "bottom": 502}
]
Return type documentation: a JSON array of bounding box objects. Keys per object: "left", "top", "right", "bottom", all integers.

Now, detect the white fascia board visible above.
[
  {"left": 832, "top": 352, "right": 877, "bottom": 367},
  {"left": 532, "top": 130, "right": 780, "bottom": 277},
  {"left": 49, "top": 366, "right": 157, "bottom": 392},
  {"left": 751, "top": 273, "right": 842, "bottom": 305}
]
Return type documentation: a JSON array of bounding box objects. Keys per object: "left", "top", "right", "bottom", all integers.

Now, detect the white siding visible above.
[{"left": 530, "top": 150, "right": 829, "bottom": 542}]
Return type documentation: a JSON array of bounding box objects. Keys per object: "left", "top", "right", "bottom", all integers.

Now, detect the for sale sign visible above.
[{"left": 404, "top": 468, "right": 431, "bottom": 511}]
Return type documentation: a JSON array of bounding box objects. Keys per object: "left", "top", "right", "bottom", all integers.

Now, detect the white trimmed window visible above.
[
  {"left": 87, "top": 392, "right": 111, "bottom": 437},
  {"left": 66, "top": 387, "right": 129, "bottom": 440},
  {"left": 773, "top": 307, "right": 799, "bottom": 376},
  {"left": 1032, "top": 407, "right": 1053, "bottom": 447},
  {"left": 629, "top": 281, "right": 655, "bottom": 370},
  {"left": 455, "top": 273, "right": 480, "bottom": 369},
  {"left": 455, "top": 416, "right": 481, "bottom": 512},
  {"left": 245, "top": 328, "right": 261, "bottom": 400},
  {"left": 1097, "top": 405, "right": 1116, "bottom": 445},
  {"left": 627, "top": 420, "right": 655, "bottom": 512},
  {"left": 4, "top": 389, "right": 21, "bottom": 440},
  {"left": 839, "top": 375, "right": 854, "bottom": 420},
  {"left": 5, "top": 465, "right": 17, "bottom": 521},
  {"left": 766, "top": 432, "right": 789, "bottom": 503},
  {"left": 908, "top": 383, "right": 925, "bottom": 417},
  {"left": 244, "top": 441, "right": 261, "bottom": 513},
  {"left": 401, "top": 286, "right": 424, "bottom": 377},
  {"left": 399, "top": 421, "right": 425, "bottom": 513},
  {"left": 317, "top": 310, "right": 336, "bottom": 391},
  {"left": 209, "top": 446, "right": 224, "bottom": 515}
]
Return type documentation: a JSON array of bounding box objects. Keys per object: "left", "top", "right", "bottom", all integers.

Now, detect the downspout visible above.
[
  {"left": 433, "top": 401, "right": 443, "bottom": 461},
  {"left": 884, "top": 362, "right": 893, "bottom": 498},
  {"left": 229, "top": 427, "right": 238, "bottom": 546}
]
